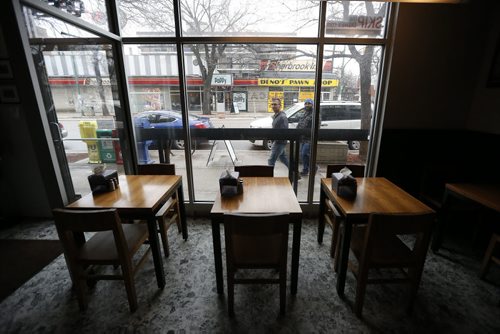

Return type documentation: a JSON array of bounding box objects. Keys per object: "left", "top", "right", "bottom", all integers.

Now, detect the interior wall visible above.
[
  {"left": 384, "top": 3, "right": 479, "bottom": 130},
  {"left": 0, "top": 2, "right": 65, "bottom": 223},
  {"left": 0, "top": 22, "right": 50, "bottom": 222},
  {"left": 468, "top": 1, "right": 500, "bottom": 135},
  {"left": 377, "top": 2, "right": 500, "bottom": 196}
]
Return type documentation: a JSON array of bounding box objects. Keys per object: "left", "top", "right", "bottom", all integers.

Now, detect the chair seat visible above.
[
  {"left": 351, "top": 226, "right": 414, "bottom": 268},
  {"left": 79, "top": 224, "right": 149, "bottom": 263}
]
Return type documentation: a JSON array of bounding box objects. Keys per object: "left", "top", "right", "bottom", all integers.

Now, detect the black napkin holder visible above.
[
  {"left": 219, "top": 171, "right": 243, "bottom": 197},
  {"left": 88, "top": 170, "right": 119, "bottom": 194},
  {"left": 331, "top": 172, "right": 357, "bottom": 200}
]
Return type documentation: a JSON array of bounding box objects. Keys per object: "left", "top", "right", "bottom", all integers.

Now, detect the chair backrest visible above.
[
  {"left": 53, "top": 208, "right": 129, "bottom": 263},
  {"left": 234, "top": 165, "right": 274, "bottom": 177},
  {"left": 137, "top": 163, "right": 176, "bottom": 175},
  {"left": 326, "top": 164, "right": 365, "bottom": 178},
  {"left": 362, "top": 212, "right": 435, "bottom": 265},
  {"left": 224, "top": 213, "right": 288, "bottom": 268}
]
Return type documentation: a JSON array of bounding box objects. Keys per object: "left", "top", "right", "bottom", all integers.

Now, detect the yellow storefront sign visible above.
[
  {"left": 299, "top": 91, "right": 315, "bottom": 101},
  {"left": 258, "top": 78, "right": 338, "bottom": 87}
]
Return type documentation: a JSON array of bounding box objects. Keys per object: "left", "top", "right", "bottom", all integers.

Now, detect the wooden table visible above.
[
  {"left": 431, "top": 183, "right": 500, "bottom": 252},
  {"left": 210, "top": 177, "right": 303, "bottom": 295},
  {"left": 66, "top": 175, "right": 187, "bottom": 288},
  {"left": 318, "top": 177, "right": 433, "bottom": 296}
]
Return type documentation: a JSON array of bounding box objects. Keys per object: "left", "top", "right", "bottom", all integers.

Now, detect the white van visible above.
[{"left": 249, "top": 101, "right": 362, "bottom": 150}]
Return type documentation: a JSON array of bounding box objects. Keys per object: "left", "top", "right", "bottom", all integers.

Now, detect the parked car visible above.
[
  {"left": 133, "top": 110, "right": 213, "bottom": 149},
  {"left": 249, "top": 101, "right": 362, "bottom": 150}
]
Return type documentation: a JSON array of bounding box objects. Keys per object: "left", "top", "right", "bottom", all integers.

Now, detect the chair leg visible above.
[
  {"left": 174, "top": 192, "right": 182, "bottom": 233},
  {"left": 334, "top": 228, "right": 342, "bottom": 273},
  {"left": 122, "top": 265, "right": 138, "bottom": 313},
  {"left": 280, "top": 266, "right": 287, "bottom": 316},
  {"left": 68, "top": 263, "right": 88, "bottom": 311},
  {"left": 74, "top": 272, "right": 88, "bottom": 311},
  {"left": 354, "top": 265, "right": 369, "bottom": 318},
  {"left": 157, "top": 217, "right": 170, "bottom": 258},
  {"left": 480, "top": 234, "right": 498, "bottom": 279},
  {"left": 406, "top": 266, "right": 424, "bottom": 314},
  {"left": 228, "top": 272, "right": 235, "bottom": 317},
  {"left": 330, "top": 217, "right": 339, "bottom": 258}
]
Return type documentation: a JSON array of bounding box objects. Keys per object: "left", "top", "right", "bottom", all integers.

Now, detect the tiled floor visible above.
[{"left": 0, "top": 218, "right": 499, "bottom": 333}]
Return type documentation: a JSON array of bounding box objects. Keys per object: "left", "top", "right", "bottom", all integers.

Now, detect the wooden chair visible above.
[
  {"left": 480, "top": 233, "right": 500, "bottom": 279},
  {"left": 234, "top": 165, "right": 274, "bottom": 177},
  {"left": 224, "top": 213, "right": 289, "bottom": 317},
  {"left": 324, "top": 164, "right": 365, "bottom": 257},
  {"left": 53, "top": 208, "right": 151, "bottom": 312},
  {"left": 346, "top": 212, "right": 435, "bottom": 317},
  {"left": 137, "top": 163, "right": 181, "bottom": 258}
]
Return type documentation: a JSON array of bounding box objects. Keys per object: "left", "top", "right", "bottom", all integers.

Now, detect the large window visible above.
[{"left": 21, "top": 0, "right": 392, "bottom": 204}]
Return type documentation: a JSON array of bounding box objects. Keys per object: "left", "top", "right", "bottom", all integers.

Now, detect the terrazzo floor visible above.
[{"left": 0, "top": 218, "right": 499, "bottom": 333}]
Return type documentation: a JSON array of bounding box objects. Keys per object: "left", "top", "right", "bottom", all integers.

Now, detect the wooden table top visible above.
[
  {"left": 211, "top": 177, "right": 302, "bottom": 215},
  {"left": 321, "top": 177, "right": 433, "bottom": 218},
  {"left": 67, "top": 175, "right": 181, "bottom": 212},
  {"left": 446, "top": 183, "right": 500, "bottom": 212}
]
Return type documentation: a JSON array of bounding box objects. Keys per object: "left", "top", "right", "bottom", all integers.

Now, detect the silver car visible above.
[{"left": 249, "top": 101, "right": 362, "bottom": 150}]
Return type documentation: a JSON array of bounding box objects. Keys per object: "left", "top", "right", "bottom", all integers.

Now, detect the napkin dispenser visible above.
[
  {"left": 88, "top": 170, "right": 119, "bottom": 194},
  {"left": 219, "top": 170, "right": 243, "bottom": 197},
  {"left": 331, "top": 172, "right": 357, "bottom": 200}
]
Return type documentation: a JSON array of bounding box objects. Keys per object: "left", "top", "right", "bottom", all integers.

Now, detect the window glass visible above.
[
  {"left": 314, "top": 43, "right": 383, "bottom": 201},
  {"left": 40, "top": 43, "right": 125, "bottom": 197},
  {"left": 122, "top": 44, "right": 190, "bottom": 200},
  {"left": 117, "top": 0, "right": 176, "bottom": 37},
  {"left": 181, "top": 0, "right": 319, "bottom": 37},
  {"left": 325, "top": 1, "right": 388, "bottom": 39},
  {"left": 24, "top": 5, "right": 99, "bottom": 38},
  {"left": 183, "top": 43, "right": 318, "bottom": 201},
  {"left": 35, "top": 0, "right": 110, "bottom": 32},
  {"left": 25, "top": 1, "right": 390, "bottom": 204}
]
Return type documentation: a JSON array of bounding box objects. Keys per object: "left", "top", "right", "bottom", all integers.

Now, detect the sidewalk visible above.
[{"left": 56, "top": 110, "right": 271, "bottom": 120}]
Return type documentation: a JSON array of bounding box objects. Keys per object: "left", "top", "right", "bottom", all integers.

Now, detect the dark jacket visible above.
[
  {"left": 272, "top": 111, "right": 288, "bottom": 144},
  {"left": 297, "top": 110, "right": 313, "bottom": 142}
]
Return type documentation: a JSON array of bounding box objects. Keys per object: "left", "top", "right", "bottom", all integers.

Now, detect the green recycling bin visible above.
[
  {"left": 96, "top": 129, "right": 116, "bottom": 163},
  {"left": 79, "top": 120, "right": 101, "bottom": 164}
]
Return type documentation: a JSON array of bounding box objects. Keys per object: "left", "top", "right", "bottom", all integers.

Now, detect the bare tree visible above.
[
  {"left": 119, "top": 0, "right": 257, "bottom": 115},
  {"left": 91, "top": 48, "right": 111, "bottom": 116},
  {"left": 343, "top": 1, "right": 386, "bottom": 158},
  {"left": 293, "top": 1, "right": 386, "bottom": 158}
]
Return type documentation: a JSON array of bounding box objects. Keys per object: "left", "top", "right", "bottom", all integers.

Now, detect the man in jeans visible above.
[
  {"left": 267, "top": 97, "right": 289, "bottom": 168},
  {"left": 298, "top": 98, "right": 314, "bottom": 176}
]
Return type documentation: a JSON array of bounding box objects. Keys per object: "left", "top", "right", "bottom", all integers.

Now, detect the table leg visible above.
[
  {"left": 211, "top": 218, "right": 224, "bottom": 294},
  {"left": 177, "top": 183, "right": 188, "bottom": 240},
  {"left": 336, "top": 216, "right": 351, "bottom": 297},
  {"left": 147, "top": 217, "right": 165, "bottom": 289},
  {"left": 291, "top": 216, "right": 302, "bottom": 295},
  {"left": 431, "top": 190, "right": 450, "bottom": 253},
  {"left": 318, "top": 187, "right": 326, "bottom": 243},
  {"left": 158, "top": 138, "right": 165, "bottom": 163}
]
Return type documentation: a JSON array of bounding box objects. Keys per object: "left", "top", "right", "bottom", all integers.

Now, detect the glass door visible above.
[{"left": 21, "top": 4, "right": 127, "bottom": 197}]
